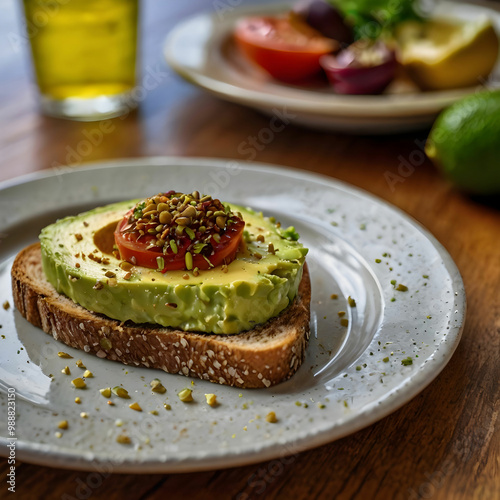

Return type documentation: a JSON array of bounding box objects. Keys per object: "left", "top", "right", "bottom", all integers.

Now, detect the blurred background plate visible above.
[{"left": 164, "top": 0, "right": 500, "bottom": 133}]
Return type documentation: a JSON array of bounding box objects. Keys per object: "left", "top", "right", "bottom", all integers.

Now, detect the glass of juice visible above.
[{"left": 22, "top": 0, "right": 139, "bottom": 121}]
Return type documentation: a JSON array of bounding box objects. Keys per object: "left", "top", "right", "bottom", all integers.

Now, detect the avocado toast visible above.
[{"left": 12, "top": 191, "right": 311, "bottom": 388}]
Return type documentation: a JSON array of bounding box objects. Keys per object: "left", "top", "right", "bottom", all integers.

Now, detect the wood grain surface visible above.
[{"left": 0, "top": 1, "right": 499, "bottom": 499}]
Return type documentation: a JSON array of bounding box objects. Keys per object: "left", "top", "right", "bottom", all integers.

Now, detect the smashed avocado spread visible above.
[{"left": 40, "top": 195, "right": 308, "bottom": 334}]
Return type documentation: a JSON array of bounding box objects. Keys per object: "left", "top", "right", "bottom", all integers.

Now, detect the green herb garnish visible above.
[
  {"left": 193, "top": 243, "right": 207, "bottom": 254},
  {"left": 330, "top": 0, "right": 422, "bottom": 40},
  {"left": 133, "top": 201, "right": 145, "bottom": 219},
  {"left": 280, "top": 226, "right": 300, "bottom": 241}
]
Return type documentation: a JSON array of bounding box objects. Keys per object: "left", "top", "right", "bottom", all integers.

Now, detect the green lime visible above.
[{"left": 426, "top": 90, "right": 500, "bottom": 194}]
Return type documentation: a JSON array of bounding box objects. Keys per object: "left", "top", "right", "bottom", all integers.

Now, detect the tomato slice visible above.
[
  {"left": 114, "top": 209, "right": 245, "bottom": 272},
  {"left": 234, "top": 15, "right": 337, "bottom": 82}
]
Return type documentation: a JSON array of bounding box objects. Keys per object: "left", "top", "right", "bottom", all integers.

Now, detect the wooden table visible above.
[{"left": 1, "top": 1, "right": 498, "bottom": 499}]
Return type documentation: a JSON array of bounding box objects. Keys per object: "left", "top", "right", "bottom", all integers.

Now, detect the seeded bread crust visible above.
[{"left": 11, "top": 243, "right": 311, "bottom": 388}]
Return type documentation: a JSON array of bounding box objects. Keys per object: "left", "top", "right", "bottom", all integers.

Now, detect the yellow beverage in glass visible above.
[{"left": 22, "top": 0, "right": 139, "bottom": 120}]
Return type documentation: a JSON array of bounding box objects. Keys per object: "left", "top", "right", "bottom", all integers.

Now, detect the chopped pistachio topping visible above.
[
  {"left": 58, "top": 352, "right": 73, "bottom": 359},
  {"left": 99, "top": 387, "right": 112, "bottom": 398},
  {"left": 178, "top": 388, "right": 193, "bottom": 402},
  {"left": 396, "top": 284, "right": 408, "bottom": 292},
  {"left": 55, "top": 432, "right": 62, "bottom": 439},
  {"left": 348, "top": 296, "right": 356, "bottom": 307},
  {"left": 58, "top": 420, "right": 68, "bottom": 429},
  {"left": 280, "top": 226, "right": 300, "bottom": 241},
  {"left": 401, "top": 357, "right": 413, "bottom": 366},
  {"left": 75, "top": 359, "right": 86, "bottom": 368},
  {"left": 150, "top": 379, "right": 166, "bottom": 394},
  {"left": 74, "top": 397, "right": 81, "bottom": 404},
  {"left": 205, "top": 394, "right": 217, "bottom": 407},
  {"left": 163, "top": 403, "right": 171, "bottom": 411},
  {"left": 185, "top": 251, "right": 193, "bottom": 270},
  {"left": 80, "top": 412, "right": 89, "bottom": 419},
  {"left": 340, "top": 318, "right": 349, "bottom": 327},
  {"left": 93, "top": 281, "right": 104, "bottom": 290},
  {"left": 116, "top": 435, "right": 131, "bottom": 445},
  {"left": 61, "top": 366, "right": 71, "bottom": 375},
  {"left": 156, "top": 256, "right": 165, "bottom": 271},
  {"left": 149, "top": 410, "right": 159, "bottom": 415},
  {"left": 129, "top": 402, "right": 142, "bottom": 412},
  {"left": 71, "top": 378, "right": 86, "bottom": 389},
  {"left": 112, "top": 386, "right": 130, "bottom": 399},
  {"left": 266, "top": 411, "right": 277, "bottom": 423},
  {"left": 83, "top": 370, "right": 93, "bottom": 378}
]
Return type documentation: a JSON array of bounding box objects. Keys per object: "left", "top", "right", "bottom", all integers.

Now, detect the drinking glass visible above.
[{"left": 22, "top": 0, "right": 139, "bottom": 120}]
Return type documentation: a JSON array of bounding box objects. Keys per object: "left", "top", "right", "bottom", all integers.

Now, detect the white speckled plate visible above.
[
  {"left": 0, "top": 158, "right": 465, "bottom": 472},
  {"left": 164, "top": 0, "right": 500, "bottom": 133}
]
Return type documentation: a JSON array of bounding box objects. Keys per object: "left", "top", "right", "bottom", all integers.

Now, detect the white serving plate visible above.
[{"left": 0, "top": 157, "right": 465, "bottom": 472}]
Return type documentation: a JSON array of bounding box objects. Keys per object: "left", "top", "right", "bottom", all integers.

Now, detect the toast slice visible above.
[{"left": 11, "top": 243, "right": 311, "bottom": 388}]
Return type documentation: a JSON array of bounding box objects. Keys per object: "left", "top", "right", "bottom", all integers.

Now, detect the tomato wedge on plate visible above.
[{"left": 234, "top": 15, "right": 337, "bottom": 83}]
